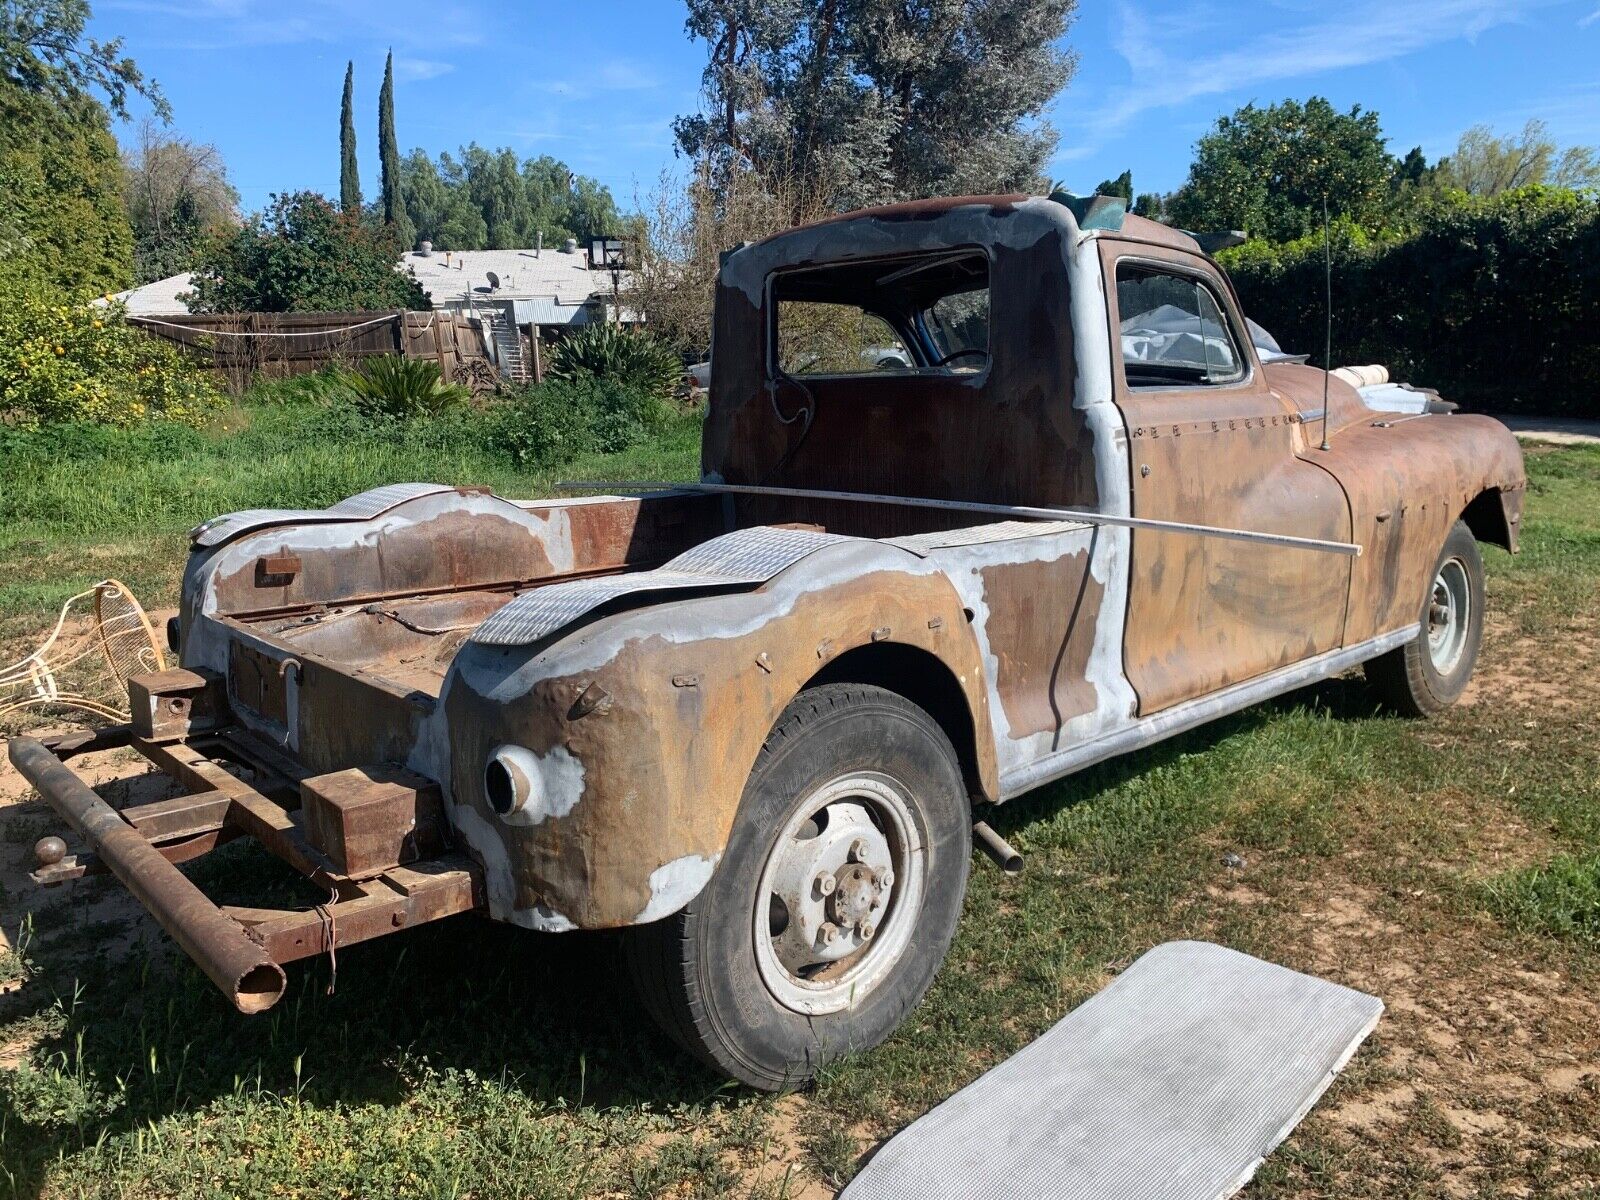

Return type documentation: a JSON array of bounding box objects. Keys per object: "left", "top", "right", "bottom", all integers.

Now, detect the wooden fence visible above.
[{"left": 127, "top": 310, "right": 499, "bottom": 393}]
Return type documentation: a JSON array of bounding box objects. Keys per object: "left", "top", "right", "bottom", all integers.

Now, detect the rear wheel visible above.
[
  {"left": 625, "top": 683, "right": 971, "bottom": 1090},
  {"left": 1364, "top": 519, "right": 1484, "bottom": 716}
]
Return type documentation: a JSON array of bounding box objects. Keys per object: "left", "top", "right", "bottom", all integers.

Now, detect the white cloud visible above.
[
  {"left": 534, "top": 59, "right": 660, "bottom": 101},
  {"left": 1056, "top": 0, "right": 1562, "bottom": 163},
  {"left": 1580, "top": 5, "right": 1600, "bottom": 25},
  {"left": 393, "top": 57, "right": 455, "bottom": 82}
]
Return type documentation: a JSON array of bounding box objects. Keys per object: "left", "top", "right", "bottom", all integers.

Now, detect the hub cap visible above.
[
  {"left": 754, "top": 772, "right": 925, "bottom": 1015},
  {"left": 1427, "top": 557, "right": 1471, "bottom": 675}
]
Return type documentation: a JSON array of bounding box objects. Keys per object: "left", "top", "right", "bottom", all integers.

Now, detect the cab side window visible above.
[{"left": 1117, "top": 264, "right": 1245, "bottom": 388}]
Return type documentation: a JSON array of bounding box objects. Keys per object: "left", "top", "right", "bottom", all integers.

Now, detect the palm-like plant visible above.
[
  {"left": 346, "top": 356, "right": 471, "bottom": 418},
  {"left": 547, "top": 323, "right": 683, "bottom": 402}
]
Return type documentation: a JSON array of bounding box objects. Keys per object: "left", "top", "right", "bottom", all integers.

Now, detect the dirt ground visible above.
[{"left": 1, "top": 557, "right": 1597, "bottom": 1196}]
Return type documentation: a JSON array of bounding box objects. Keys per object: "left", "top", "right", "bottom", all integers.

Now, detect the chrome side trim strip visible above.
[{"left": 998, "top": 624, "right": 1420, "bottom": 800}]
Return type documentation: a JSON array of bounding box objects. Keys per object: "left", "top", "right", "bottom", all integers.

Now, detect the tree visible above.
[
  {"left": 122, "top": 118, "right": 238, "bottom": 283},
  {"left": 339, "top": 60, "right": 361, "bottom": 213},
  {"left": 1393, "top": 146, "right": 1432, "bottom": 190},
  {"left": 1, "top": 253, "right": 221, "bottom": 428},
  {"left": 185, "top": 191, "right": 429, "bottom": 313},
  {"left": 1, "top": 0, "right": 169, "bottom": 290},
  {"left": 1166, "top": 98, "right": 1397, "bottom": 242},
  {"left": 1436, "top": 119, "right": 1600, "bottom": 196},
  {"left": 1094, "top": 170, "right": 1132, "bottom": 200},
  {"left": 0, "top": 77, "right": 131, "bottom": 290},
  {"left": 1, "top": 0, "right": 166, "bottom": 120},
  {"left": 398, "top": 145, "right": 618, "bottom": 250},
  {"left": 1132, "top": 192, "right": 1164, "bottom": 220},
  {"left": 377, "top": 50, "right": 413, "bottom": 248},
  {"left": 673, "top": 0, "right": 1078, "bottom": 212}
]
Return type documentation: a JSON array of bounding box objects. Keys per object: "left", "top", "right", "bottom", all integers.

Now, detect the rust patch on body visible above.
[{"left": 977, "top": 551, "right": 1104, "bottom": 736}]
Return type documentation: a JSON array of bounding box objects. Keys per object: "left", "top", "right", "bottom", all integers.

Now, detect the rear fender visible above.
[{"left": 437, "top": 540, "right": 995, "bottom": 930}]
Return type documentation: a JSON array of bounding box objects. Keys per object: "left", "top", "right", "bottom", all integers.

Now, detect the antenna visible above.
[
  {"left": 1319, "top": 194, "right": 1332, "bottom": 453},
  {"left": 486, "top": 270, "right": 500, "bottom": 292}
]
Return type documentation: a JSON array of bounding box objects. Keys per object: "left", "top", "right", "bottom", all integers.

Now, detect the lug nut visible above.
[
  {"left": 879, "top": 868, "right": 894, "bottom": 889},
  {"left": 815, "top": 872, "right": 837, "bottom": 896},
  {"left": 819, "top": 922, "right": 840, "bottom": 946},
  {"left": 858, "top": 920, "right": 875, "bottom": 940},
  {"left": 848, "top": 838, "right": 868, "bottom": 863}
]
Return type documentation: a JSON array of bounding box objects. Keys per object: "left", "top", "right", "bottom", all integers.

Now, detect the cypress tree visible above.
[
  {"left": 339, "top": 61, "right": 361, "bottom": 212},
  {"left": 377, "top": 51, "right": 414, "bottom": 248}
]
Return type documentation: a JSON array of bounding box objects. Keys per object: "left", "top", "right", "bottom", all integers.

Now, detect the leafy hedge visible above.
[{"left": 1221, "top": 186, "right": 1600, "bottom": 416}]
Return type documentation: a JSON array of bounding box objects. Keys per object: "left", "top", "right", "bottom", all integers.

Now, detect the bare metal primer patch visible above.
[
  {"left": 190, "top": 482, "right": 458, "bottom": 548},
  {"left": 471, "top": 525, "right": 856, "bottom": 647}
]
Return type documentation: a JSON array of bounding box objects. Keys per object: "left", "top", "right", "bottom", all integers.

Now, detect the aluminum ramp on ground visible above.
[{"left": 841, "top": 940, "right": 1382, "bottom": 1200}]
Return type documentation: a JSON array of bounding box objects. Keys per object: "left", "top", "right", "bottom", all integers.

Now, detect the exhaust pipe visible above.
[{"left": 973, "top": 821, "right": 1023, "bottom": 875}]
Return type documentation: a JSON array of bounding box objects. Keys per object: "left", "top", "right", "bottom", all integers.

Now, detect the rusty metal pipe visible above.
[
  {"left": 973, "top": 821, "right": 1023, "bottom": 875},
  {"left": 7, "top": 736, "right": 286, "bottom": 1013},
  {"left": 558, "top": 481, "right": 1363, "bottom": 557}
]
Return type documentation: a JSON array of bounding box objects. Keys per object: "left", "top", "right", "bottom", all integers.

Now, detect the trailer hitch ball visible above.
[
  {"left": 34, "top": 835, "right": 67, "bottom": 868},
  {"left": 485, "top": 745, "right": 539, "bottom": 816}
]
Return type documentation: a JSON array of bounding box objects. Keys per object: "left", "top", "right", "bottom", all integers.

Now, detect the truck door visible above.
[{"left": 1101, "top": 242, "right": 1352, "bottom": 714}]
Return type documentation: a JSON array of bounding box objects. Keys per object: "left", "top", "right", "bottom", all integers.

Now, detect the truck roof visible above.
[{"left": 752, "top": 193, "right": 1202, "bottom": 255}]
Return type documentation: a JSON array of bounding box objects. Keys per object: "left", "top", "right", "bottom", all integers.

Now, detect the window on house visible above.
[
  {"left": 1117, "top": 264, "right": 1245, "bottom": 387},
  {"left": 772, "top": 251, "right": 989, "bottom": 379}
]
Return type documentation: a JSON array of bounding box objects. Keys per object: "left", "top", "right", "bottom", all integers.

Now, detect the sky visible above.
[{"left": 90, "top": 0, "right": 1600, "bottom": 216}]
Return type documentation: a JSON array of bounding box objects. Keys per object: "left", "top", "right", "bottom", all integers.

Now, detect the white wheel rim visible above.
[
  {"left": 752, "top": 772, "right": 926, "bottom": 1016},
  {"left": 1427, "top": 557, "right": 1471, "bottom": 676}
]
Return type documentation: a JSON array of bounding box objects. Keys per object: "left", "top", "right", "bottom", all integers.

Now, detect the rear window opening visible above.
[{"left": 771, "top": 251, "right": 990, "bottom": 380}]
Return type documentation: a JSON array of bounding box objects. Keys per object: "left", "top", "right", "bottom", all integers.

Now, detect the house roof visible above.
[
  {"left": 105, "top": 247, "right": 630, "bottom": 320},
  {"left": 110, "top": 272, "right": 195, "bottom": 316},
  {"left": 400, "top": 246, "right": 629, "bottom": 310}
]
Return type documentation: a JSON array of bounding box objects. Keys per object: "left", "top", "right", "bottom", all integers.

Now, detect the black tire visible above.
[
  {"left": 624, "top": 683, "right": 971, "bottom": 1090},
  {"left": 1364, "top": 519, "right": 1485, "bottom": 717}
]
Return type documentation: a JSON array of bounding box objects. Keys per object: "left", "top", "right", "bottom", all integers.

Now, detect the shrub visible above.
[
  {"left": 487, "top": 377, "right": 674, "bottom": 469},
  {"left": 547, "top": 323, "right": 684, "bottom": 402},
  {"left": 242, "top": 358, "right": 469, "bottom": 421},
  {"left": 1221, "top": 186, "right": 1600, "bottom": 415},
  {"left": 345, "top": 356, "right": 471, "bottom": 420},
  {"left": 0, "top": 261, "right": 223, "bottom": 429}
]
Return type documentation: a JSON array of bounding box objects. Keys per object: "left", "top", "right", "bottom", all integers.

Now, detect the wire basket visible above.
[{"left": 0, "top": 579, "right": 166, "bottom": 723}]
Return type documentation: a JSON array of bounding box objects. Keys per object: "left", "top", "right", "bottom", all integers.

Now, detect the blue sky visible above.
[{"left": 92, "top": 0, "right": 1600, "bottom": 215}]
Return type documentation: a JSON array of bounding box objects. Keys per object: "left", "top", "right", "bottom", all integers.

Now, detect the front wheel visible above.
[
  {"left": 1364, "top": 519, "right": 1485, "bottom": 716},
  {"left": 624, "top": 683, "right": 971, "bottom": 1090}
]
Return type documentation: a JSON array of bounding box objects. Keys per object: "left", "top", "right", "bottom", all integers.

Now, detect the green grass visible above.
[
  {"left": 1483, "top": 854, "right": 1600, "bottom": 945},
  {"left": 0, "top": 399, "right": 703, "bottom": 628},
  {"left": 1, "top": 440, "right": 1598, "bottom": 1197}
]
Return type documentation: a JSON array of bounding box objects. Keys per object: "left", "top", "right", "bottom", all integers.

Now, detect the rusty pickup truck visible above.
[{"left": 11, "top": 193, "right": 1525, "bottom": 1089}]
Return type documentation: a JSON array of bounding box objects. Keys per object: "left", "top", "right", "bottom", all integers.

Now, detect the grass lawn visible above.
[{"left": 1, "top": 424, "right": 1597, "bottom": 1199}]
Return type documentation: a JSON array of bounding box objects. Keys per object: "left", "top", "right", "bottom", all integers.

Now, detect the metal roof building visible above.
[{"left": 400, "top": 242, "right": 631, "bottom": 328}]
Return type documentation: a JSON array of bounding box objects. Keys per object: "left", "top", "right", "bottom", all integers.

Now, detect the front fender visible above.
[
  {"left": 440, "top": 540, "right": 994, "bottom": 930},
  {"left": 1312, "top": 412, "right": 1527, "bottom": 644}
]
